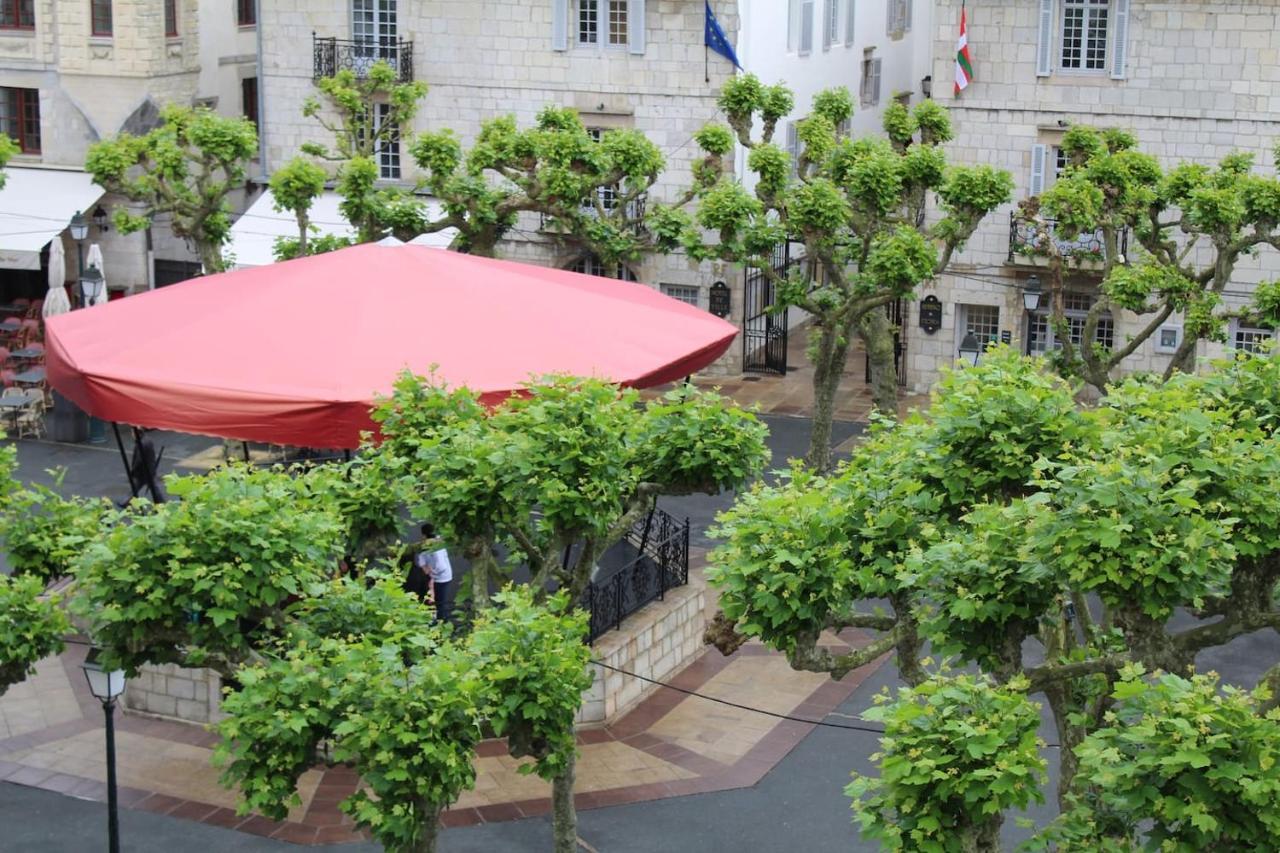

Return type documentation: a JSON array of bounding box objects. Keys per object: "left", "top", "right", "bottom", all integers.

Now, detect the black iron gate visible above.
[
  {"left": 742, "top": 242, "right": 792, "bottom": 374},
  {"left": 865, "top": 298, "right": 909, "bottom": 387}
]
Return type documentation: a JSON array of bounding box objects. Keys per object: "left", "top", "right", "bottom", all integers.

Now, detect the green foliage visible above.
[
  {"left": 469, "top": 587, "right": 592, "bottom": 780},
  {"left": 299, "top": 457, "right": 405, "bottom": 562},
  {"left": 269, "top": 157, "right": 327, "bottom": 222},
  {"left": 85, "top": 105, "right": 257, "bottom": 272},
  {"left": 73, "top": 465, "right": 344, "bottom": 675},
  {"left": 846, "top": 674, "right": 1046, "bottom": 851},
  {"left": 631, "top": 386, "right": 769, "bottom": 495},
  {"left": 0, "top": 133, "right": 16, "bottom": 189},
  {"left": 1046, "top": 668, "right": 1280, "bottom": 850},
  {"left": 0, "top": 573, "right": 69, "bottom": 696},
  {"left": 271, "top": 232, "right": 354, "bottom": 262},
  {"left": 912, "top": 346, "right": 1088, "bottom": 511},
  {"left": 1, "top": 477, "right": 111, "bottom": 583}
]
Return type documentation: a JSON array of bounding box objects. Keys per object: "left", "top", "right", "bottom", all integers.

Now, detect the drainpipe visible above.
[{"left": 255, "top": 0, "right": 268, "bottom": 181}]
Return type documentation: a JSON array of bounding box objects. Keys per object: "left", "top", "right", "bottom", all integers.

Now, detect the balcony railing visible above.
[
  {"left": 539, "top": 192, "right": 647, "bottom": 235},
  {"left": 1008, "top": 212, "right": 1127, "bottom": 266},
  {"left": 313, "top": 35, "right": 414, "bottom": 83}
]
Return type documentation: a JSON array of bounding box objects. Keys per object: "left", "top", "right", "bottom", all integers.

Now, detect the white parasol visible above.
[
  {"left": 42, "top": 237, "right": 71, "bottom": 317},
  {"left": 85, "top": 243, "right": 108, "bottom": 306}
]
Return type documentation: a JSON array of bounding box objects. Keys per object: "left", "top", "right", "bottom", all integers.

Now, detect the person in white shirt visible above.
[{"left": 415, "top": 523, "right": 454, "bottom": 624}]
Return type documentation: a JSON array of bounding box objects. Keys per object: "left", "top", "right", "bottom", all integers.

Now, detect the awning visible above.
[
  {"left": 0, "top": 168, "right": 104, "bottom": 271},
  {"left": 227, "top": 189, "right": 456, "bottom": 268},
  {"left": 46, "top": 242, "right": 739, "bottom": 448}
]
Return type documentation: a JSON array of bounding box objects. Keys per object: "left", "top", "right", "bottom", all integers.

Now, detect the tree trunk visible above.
[
  {"left": 411, "top": 801, "right": 441, "bottom": 853},
  {"left": 197, "top": 240, "right": 225, "bottom": 274},
  {"left": 861, "top": 306, "right": 899, "bottom": 415},
  {"left": 963, "top": 814, "right": 1004, "bottom": 853},
  {"left": 805, "top": 320, "right": 851, "bottom": 473},
  {"left": 552, "top": 748, "right": 578, "bottom": 853},
  {"left": 1043, "top": 683, "right": 1083, "bottom": 812},
  {"left": 295, "top": 210, "right": 309, "bottom": 256},
  {"left": 888, "top": 594, "right": 926, "bottom": 687}
]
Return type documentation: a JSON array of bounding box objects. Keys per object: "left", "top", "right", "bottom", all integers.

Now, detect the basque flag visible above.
[{"left": 705, "top": 1, "right": 742, "bottom": 70}]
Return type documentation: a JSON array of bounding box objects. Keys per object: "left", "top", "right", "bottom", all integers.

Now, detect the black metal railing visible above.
[
  {"left": 313, "top": 35, "right": 414, "bottom": 83},
  {"left": 581, "top": 508, "right": 690, "bottom": 643},
  {"left": 1008, "top": 213, "right": 1127, "bottom": 264},
  {"left": 539, "top": 193, "right": 647, "bottom": 234}
]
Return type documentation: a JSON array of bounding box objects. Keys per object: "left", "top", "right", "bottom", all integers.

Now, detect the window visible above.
[
  {"left": 164, "top": 0, "right": 177, "bottom": 36},
  {"left": 1154, "top": 325, "right": 1181, "bottom": 354},
  {"left": 823, "top": 0, "right": 839, "bottom": 48},
  {"left": 237, "top": 0, "right": 256, "bottom": 27},
  {"left": 90, "top": 0, "right": 111, "bottom": 36},
  {"left": 584, "top": 128, "right": 619, "bottom": 212},
  {"left": 860, "top": 50, "right": 881, "bottom": 106},
  {"left": 836, "top": 116, "right": 851, "bottom": 139},
  {"left": 661, "top": 284, "right": 700, "bottom": 307},
  {"left": 353, "top": 0, "right": 396, "bottom": 46},
  {"left": 567, "top": 255, "right": 637, "bottom": 281},
  {"left": 788, "top": 0, "right": 814, "bottom": 55},
  {"left": 887, "top": 0, "right": 911, "bottom": 34},
  {"left": 1231, "top": 321, "right": 1275, "bottom": 355},
  {"left": 241, "top": 77, "right": 258, "bottom": 131},
  {"left": 1027, "top": 291, "right": 1113, "bottom": 354},
  {"left": 0, "top": 0, "right": 34, "bottom": 30},
  {"left": 1061, "top": 0, "right": 1109, "bottom": 72},
  {"left": 958, "top": 304, "right": 1000, "bottom": 354},
  {"left": 374, "top": 102, "right": 400, "bottom": 180},
  {"left": 576, "top": 0, "right": 627, "bottom": 47},
  {"left": 0, "top": 87, "right": 39, "bottom": 154}
]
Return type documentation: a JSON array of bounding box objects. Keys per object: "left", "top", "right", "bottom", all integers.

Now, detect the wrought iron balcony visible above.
[
  {"left": 539, "top": 192, "right": 647, "bottom": 235},
  {"left": 1008, "top": 212, "right": 1127, "bottom": 267},
  {"left": 313, "top": 35, "right": 414, "bottom": 83}
]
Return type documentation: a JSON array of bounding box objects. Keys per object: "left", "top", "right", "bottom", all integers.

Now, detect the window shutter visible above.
[
  {"left": 1035, "top": 0, "right": 1054, "bottom": 77},
  {"left": 822, "top": 0, "right": 832, "bottom": 49},
  {"left": 788, "top": 0, "right": 799, "bottom": 51},
  {"left": 886, "top": 0, "right": 894, "bottom": 35},
  {"left": 552, "top": 0, "right": 568, "bottom": 51},
  {"left": 799, "top": 0, "right": 813, "bottom": 54},
  {"left": 904, "top": 0, "right": 912, "bottom": 31},
  {"left": 1110, "top": 0, "right": 1130, "bottom": 79},
  {"left": 629, "top": 0, "right": 646, "bottom": 54},
  {"left": 845, "top": 0, "right": 855, "bottom": 44},
  {"left": 787, "top": 121, "right": 799, "bottom": 175},
  {"left": 1030, "top": 143, "right": 1047, "bottom": 197},
  {"left": 872, "top": 58, "right": 882, "bottom": 103}
]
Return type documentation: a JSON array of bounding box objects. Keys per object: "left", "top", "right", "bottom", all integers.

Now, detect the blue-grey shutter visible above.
[
  {"left": 1030, "top": 144, "right": 1047, "bottom": 197},
  {"left": 1110, "top": 0, "right": 1130, "bottom": 79},
  {"left": 822, "top": 0, "right": 832, "bottom": 49},
  {"left": 552, "top": 0, "right": 568, "bottom": 51},
  {"left": 845, "top": 0, "right": 855, "bottom": 44},
  {"left": 872, "top": 57, "right": 882, "bottom": 103},
  {"left": 905, "top": 0, "right": 912, "bottom": 31},
  {"left": 629, "top": 0, "right": 646, "bottom": 54},
  {"left": 1036, "top": 0, "right": 1054, "bottom": 77},
  {"left": 799, "top": 0, "right": 814, "bottom": 54}
]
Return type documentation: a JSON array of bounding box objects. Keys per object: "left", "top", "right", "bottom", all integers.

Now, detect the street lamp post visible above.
[
  {"left": 79, "top": 265, "right": 105, "bottom": 307},
  {"left": 1023, "top": 274, "right": 1043, "bottom": 312},
  {"left": 68, "top": 211, "right": 88, "bottom": 308},
  {"left": 81, "top": 648, "right": 126, "bottom": 853},
  {"left": 958, "top": 332, "right": 982, "bottom": 366}
]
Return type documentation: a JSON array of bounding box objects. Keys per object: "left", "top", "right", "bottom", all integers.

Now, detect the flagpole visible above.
[{"left": 705, "top": 42, "right": 709, "bottom": 83}]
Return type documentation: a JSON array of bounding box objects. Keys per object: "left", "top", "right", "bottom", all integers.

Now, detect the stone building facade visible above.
[
  {"left": 906, "top": 0, "right": 1280, "bottom": 392},
  {"left": 258, "top": 0, "right": 743, "bottom": 367},
  {"left": 0, "top": 0, "right": 259, "bottom": 295}
]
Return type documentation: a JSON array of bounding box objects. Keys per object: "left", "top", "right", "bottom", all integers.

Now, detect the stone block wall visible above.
[
  {"left": 577, "top": 575, "right": 706, "bottom": 725},
  {"left": 123, "top": 662, "right": 223, "bottom": 725}
]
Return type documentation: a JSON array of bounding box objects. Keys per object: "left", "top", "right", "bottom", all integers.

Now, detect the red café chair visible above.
[
  {"left": 21, "top": 318, "right": 40, "bottom": 338},
  {"left": 1, "top": 369, "right": 15, "bottom": 388},
  {"left": 24, "top": 299, "right": 42, "bottom": 319},
  {"left": 0, "top": 347, "right": 10, "bottom": 369}
]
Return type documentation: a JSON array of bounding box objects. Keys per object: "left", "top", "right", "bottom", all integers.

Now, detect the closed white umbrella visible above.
[
  {"left": 85, "top": 243, "right": 108, "bottom": 306},
  {"left": 42, "top": 237, "right": 71, "bottom": 317}
]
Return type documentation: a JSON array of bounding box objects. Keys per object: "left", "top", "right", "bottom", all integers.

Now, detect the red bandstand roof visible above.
[{"left": 46, "top": 243, "right": 738, "bottom": 449}]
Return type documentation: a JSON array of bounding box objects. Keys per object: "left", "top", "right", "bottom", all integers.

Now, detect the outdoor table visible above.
[
  {"left": 0, "top": 393, "right": 36, "bottom": 432},
  {"left": 13, "top": 367, "right": 45, "bottom": 384},
  {"left": 0, "top": 304, "right": 25, "bottom": 315},
  {"left": 9, "top": 347, "right": 42, "bottom": 360}
]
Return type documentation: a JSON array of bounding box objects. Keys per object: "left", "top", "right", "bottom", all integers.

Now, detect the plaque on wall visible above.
[
  {"left": 1000, "top": 330, "right": 1012, "bottom": 345},
  {"left": 919, "top": 295, "right": 942, "bottom": 334},
  {"left": 709, "top": 280, "right": 731, "bottom": 318}
]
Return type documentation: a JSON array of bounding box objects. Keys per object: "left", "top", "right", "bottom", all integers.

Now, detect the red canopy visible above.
[{"left": 46, "top": 243, "right": 737, "bottom": 449}]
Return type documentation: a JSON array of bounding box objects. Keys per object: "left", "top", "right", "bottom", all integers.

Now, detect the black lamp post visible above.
[
  {"left": 81, "top": 648, "right": 126, "bottom": 853},
  {"left": 958, "top": 332, "right": 982, "bottom": 366},
  {"left": 1023, "top": 274, "right": 1043, "bottom": 312},
  {"left": 79, "top": 265, "right": 105, "bottom": 307},
  {"left": 68, "top": 211, "right": 88, "bottom": 307}
]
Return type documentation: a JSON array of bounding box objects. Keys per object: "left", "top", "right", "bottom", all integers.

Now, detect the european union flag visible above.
[{"left": 704, "top": 1, "right": 742, "bottom": 71}]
